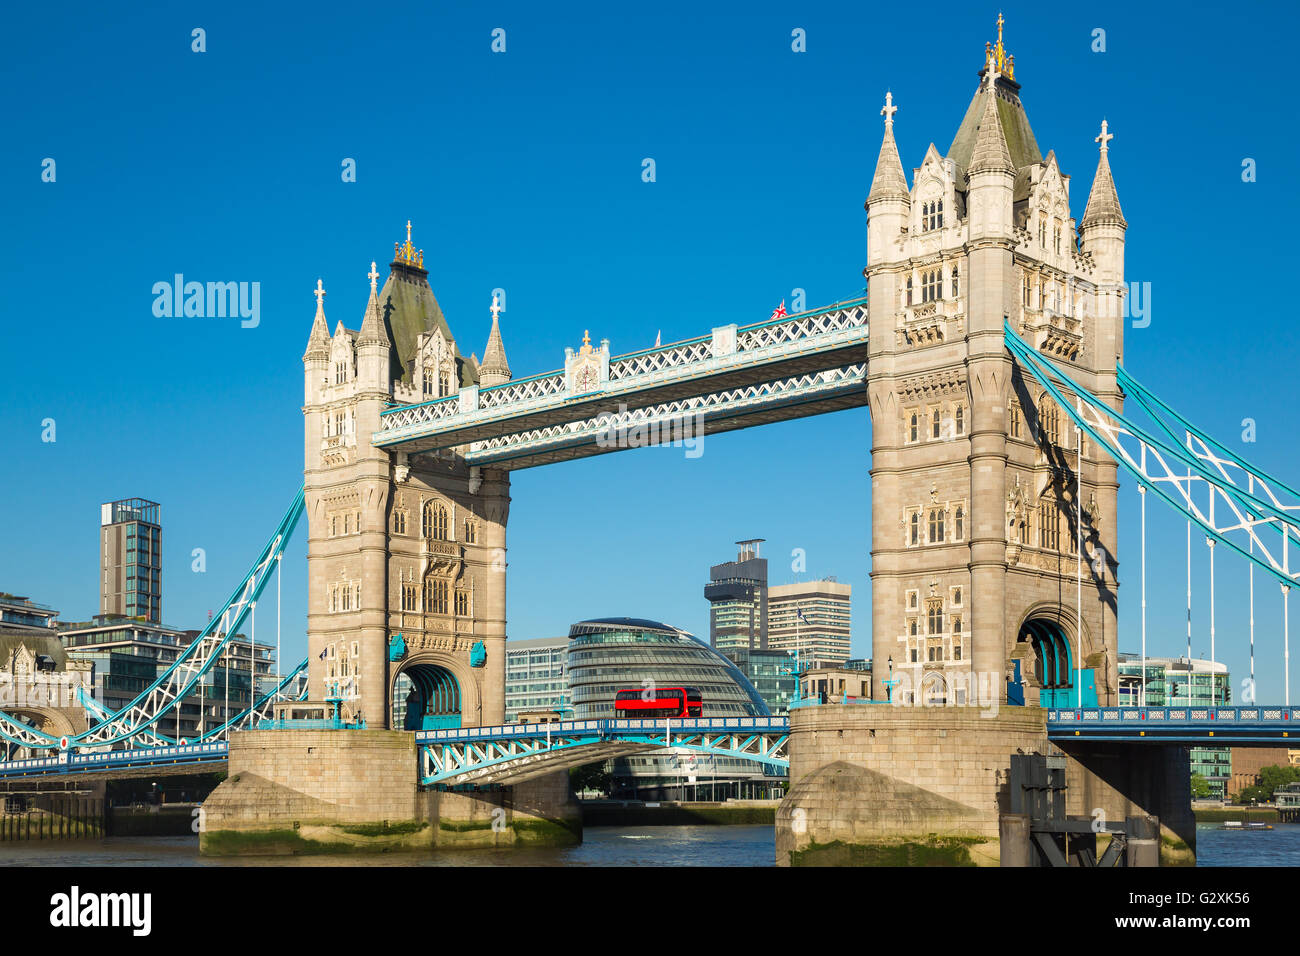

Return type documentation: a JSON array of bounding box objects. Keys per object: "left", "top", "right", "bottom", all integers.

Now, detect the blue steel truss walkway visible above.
[
  {"left": 417, "top": 717, "right": 791, "bottom": 786},
  {"left": 1046, "top": 706, "right": 1300, "bottom": 744}
]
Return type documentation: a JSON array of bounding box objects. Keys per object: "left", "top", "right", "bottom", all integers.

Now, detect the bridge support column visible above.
[{"left": 777, "top": 706, "right": 1195, "bottom": 866}]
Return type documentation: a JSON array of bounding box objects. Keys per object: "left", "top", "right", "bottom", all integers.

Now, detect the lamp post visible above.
[{"left": 887, "top": 656, "right": 894, "bottom": 703}]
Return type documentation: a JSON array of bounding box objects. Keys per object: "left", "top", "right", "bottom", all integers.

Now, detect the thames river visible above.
[{"left": 0, "top": 823, "right": 1290, "bottom": 866}]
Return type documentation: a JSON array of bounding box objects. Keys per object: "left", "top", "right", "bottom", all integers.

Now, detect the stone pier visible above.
[
  {"left": 776, "top": 705, "right": 1194, "bottom": 866},
  {"left": 199, "top": 729, "right": 580, "bottom": 855}
]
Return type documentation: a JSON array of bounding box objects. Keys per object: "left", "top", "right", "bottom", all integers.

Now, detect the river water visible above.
[{"left": 0, "top": 822, "right": 1290, "bottom": 866}]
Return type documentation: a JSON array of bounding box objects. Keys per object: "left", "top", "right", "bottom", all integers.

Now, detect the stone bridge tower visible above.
[
  {"left": 865, "top": 19, "right": 1126, "bottom": 707},
  {"left": 301, "top": 224, "right": 511, "bottom": 729}
]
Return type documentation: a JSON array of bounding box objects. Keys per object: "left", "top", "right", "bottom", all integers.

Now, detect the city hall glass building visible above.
[{"left": 566, "top": 617, "right": 780, "bottom": 799}]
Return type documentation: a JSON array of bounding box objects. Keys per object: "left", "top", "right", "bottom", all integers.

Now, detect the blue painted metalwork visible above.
[
  {"left": 388, "top": 633, "right": 407, "bottom": 662},
  {"left": 0, "top": 741, "right": 229, "bottom": 779},
  {"left": 1007, "top": 659, "right": 1025, "bottom": 706},
  {"left": 470, "top": 641, "right": 486, "bottom": 667},
  {"left": 1047, "top": 706, "right": 1300, "bottom": 743},
  {"left": 416, "top": 717, "right": 789, "bottom": 786},
  {"left": 1005, "top": 324, "right": 1300, "bottom": 588},
  {"left": 0, "top": 486, "right": 305, "bottom": 752}
]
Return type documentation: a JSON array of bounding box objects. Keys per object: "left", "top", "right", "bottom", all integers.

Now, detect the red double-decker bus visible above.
[{"left": 614, "top": 686, "right": 702, "bottom": 719}]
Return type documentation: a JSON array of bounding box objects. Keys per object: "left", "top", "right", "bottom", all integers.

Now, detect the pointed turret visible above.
[
  {"left": 358, "top": 261, "right": 386, "bottom": 345},
  {"left": 478, "top": 292, "right": 512, "bottom": 386},
  {"left": 303, "top": 279, "right": 331, "bottom": 360},
  {"left": 1081, "top": 120, "right": 1126, "bottom": 230},
  {"left": 868, "top": 91, "right": 909, "bottom": 202},
  {"left": 967, "top": 83, "right": 1014, "bottom": 177},
  {"left": 355, "top": 261, "right": 391, "bottom": 392}
]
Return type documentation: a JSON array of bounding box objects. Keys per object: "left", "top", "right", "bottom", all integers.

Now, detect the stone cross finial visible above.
[
  {"left": 368, "top": 262, "right": 379, "bottom": 292},
  {"left": 314, "top": 278, "right": 326, "bottom": 306},
  {"left": 490, "top": 291, "right": 502, "bottom": 322},
  {"left": 1096, "top": 119, "right": 1113, "bottom": 153},
  {"left": 881, "top": 91, "right": 897, "bottom": 130}
]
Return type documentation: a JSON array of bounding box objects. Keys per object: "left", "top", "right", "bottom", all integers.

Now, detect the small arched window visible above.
[
  {"left": 929, "top": 509, "right": 945, "bottom": 543},
  {"left": 927, "top": 604, "right": 943, "bottom": 635},
  {"left": 954, "top": 504, "right": 965, "bottom": 540},
  {"left": 910, "top": 513, "right": 920, "bottom": 546}
]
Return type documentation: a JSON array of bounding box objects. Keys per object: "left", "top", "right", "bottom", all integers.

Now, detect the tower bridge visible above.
[{"left": 2, "top": 19, "right": 1298, "bottom": 863}]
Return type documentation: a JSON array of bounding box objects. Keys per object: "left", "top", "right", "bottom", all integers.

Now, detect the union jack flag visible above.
[{"left": 769, "top": 300, "right": 787, "bottom": 319}]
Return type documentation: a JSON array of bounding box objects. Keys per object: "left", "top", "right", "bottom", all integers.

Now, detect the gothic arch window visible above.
[
  {"left": 422, "top": 366, "right": 436, "bottom": 398},
  {"left": 954, "top": 404, "right": 965, "bottom": 435},
  {"left": 921, "top": 198, "right": 944, "bottom": 232},
  {"left": 909, "top": 512, "right": 920, "bottom": 546},
  {"left": 921, "top": 268, "right": 943, "bottom": 303},
  {"left": 951, "top": 263, "right": 960, "bottom": 298},
  {"left": 422, "top": 500, "right": 450, "bottom": 541},
  {"left": 424, "top": 577, "right": 449, "bottom": 615},
  {"left": 1039, "top": 396, "right": 1061, "bottom": 445},
  {"left": 954, "top": 504, "right": 965, "bottom": 540},
  {"left": 927, "top": 602, "right": 944, "bottom": 635},
  {"left": 440, "top": 368, "right": 451, "bottom": 396},
  {"left": 908, "top": 411, "right": 919, "bottom": 443},
  {"left": 905, "top": 275, "right": 913, "bottom": 307},
  {"left": 929, "top": 508, "right": 945, "bottom": 544},
  {"left": 463, "top": 519, "right": 478, "bottom": 544},
  {"left": 931, "top": 407, "right": 942, "bottom": 439},
  {"left": 1038, "top": 501, "right": 1060, "bottom": 551}
]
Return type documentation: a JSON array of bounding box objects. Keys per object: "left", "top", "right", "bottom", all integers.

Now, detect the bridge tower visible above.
[
  {"left": 301, "top": 224, "right": 510, "bottom": 729},
  {"left": 865, "top": 19, "right": 1126, "bottom": 707}
]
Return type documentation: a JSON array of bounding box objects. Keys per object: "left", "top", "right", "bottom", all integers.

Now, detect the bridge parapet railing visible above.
[
  {"left": 377, "top": 299, "right": 868, "bottom": 438},
  {"left": 1047, "top": 707, "right": 1295, "bottom": 724}
]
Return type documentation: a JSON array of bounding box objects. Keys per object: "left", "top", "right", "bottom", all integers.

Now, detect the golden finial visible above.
[
  {"left": 394, "top": 221, "right": 424, "bottom": 268},
  {"left": 583, "top": 329, "right": 591, "bottom": 347},
  {"left": 989, "top": 13, "right": 1012, "bottom": 78},
  {"left": 1007, "top": 54, "right": 1014, "bottom": 81}
]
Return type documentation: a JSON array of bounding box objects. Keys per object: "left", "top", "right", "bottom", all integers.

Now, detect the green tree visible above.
[
  {"left": 569, "top": 761, "right": 612, "bottom": 796},
  {"left": 1190, "top": 774, "right": 1212, "bottom": 798}
]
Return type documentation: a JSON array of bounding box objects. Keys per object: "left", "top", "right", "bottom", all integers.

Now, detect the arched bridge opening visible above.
[{"left": 393, "top": 663, "right": 462, "bottom": 731}]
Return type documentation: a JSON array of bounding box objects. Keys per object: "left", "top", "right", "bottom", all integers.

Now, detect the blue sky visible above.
[{"left": 2, "top": 1, "right": 1298, "bottom": 700}]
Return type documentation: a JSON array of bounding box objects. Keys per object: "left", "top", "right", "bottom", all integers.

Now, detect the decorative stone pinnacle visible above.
[
  {"left": 490, "top": 291, "right": 502, "bottom": 322},
  {"left": 881, "top": 90, "right": 897, "bottom": 130},
  {"left": 1096, "top": 119, "right": 1113, "bottom": 153},
  {"left": 314, "top": 278, "right": 325, "bottom": 306},
  {"left": 367, "top": 262, "right": 379, "bottom": 292}
]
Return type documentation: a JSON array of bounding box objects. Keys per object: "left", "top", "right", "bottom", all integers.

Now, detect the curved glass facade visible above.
[
  {"left": 565, "top": 618, "right": 781, "bottom": 799},
  {"left": 567, "top": 618, "right": 770, "bottom": 719}
]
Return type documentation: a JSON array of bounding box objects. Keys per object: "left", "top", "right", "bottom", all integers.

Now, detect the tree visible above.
[
  {"left": 569, "top": 761, "right": 612, "bottom": 796},
  {"left": 1190, "top": 774, "right": 1212, "bottom": 798}
]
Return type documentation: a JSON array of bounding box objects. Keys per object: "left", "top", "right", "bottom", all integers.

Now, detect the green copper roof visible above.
[
  {"left": 378, "top": 262, "right": 479, "bottom": 387},
  {"left": 947, "top": 77, "right": 1042, "bottom": 176}
]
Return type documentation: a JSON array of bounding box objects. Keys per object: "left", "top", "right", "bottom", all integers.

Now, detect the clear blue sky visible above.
[{"left": 2, "top": 1, "right": 1297, "bottom": 700}]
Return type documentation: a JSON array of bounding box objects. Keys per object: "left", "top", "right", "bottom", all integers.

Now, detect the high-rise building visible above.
[
  {"left": 99, "top": 498, "right": 161, "bottom": 624},
  {"left": 704, "top": 539, "right": 768, "bottom": 653},
  {"left": 504, "top": 636, "right": 570, "bottom": 722},
  {"left": 769, "top": 578, "right": 852, "bottom": 668}
]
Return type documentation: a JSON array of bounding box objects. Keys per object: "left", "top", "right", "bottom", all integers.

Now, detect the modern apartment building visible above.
[
  {"left": 99, "top": 498, "right": 162, "bottom": 624},
  {"left": 768, "top": 578, "right": 852, "bottom": 668}
]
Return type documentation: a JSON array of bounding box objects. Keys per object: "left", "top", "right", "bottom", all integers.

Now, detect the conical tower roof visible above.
[
  {"left": 479, "top": 293, "right": 511, "bottom": 386},
  {"left": 868, "top": 91, "right": 909, "bottom": 202},
  {"left": 948, "top": 16, "right": 1041, "bottom": 177},
  {"left": 1082, "top": 120, "right": 1126, "bottom": 229},
  {"left": 303, "top": 279, "right": 330, "bottom": 359},
  {"left": 967, "top": 82, "right": 1015, "bottom": 177},
  {"left": 358, "top": 262, "right": 386, "bottom": 345}
]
